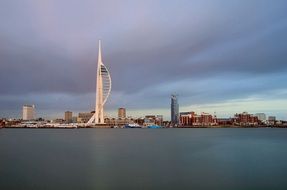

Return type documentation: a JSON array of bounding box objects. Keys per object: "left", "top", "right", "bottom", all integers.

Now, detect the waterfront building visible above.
[
  {"left": 0, "top": 119, "right": 5, "bottom": 127},
  {"left": 64, "top": 111, "right": 72, "bottom": 123},
  {"left": 217, "top": 118, "right": 233, "bottom": 126},
  {"left": 156, "top": 115, "right": 163, "bottom": 126},
  {"left": 79, "top": 112, "right": 94, "bottom": 123},
  {"left": 180, "top": 111, "right": 217, "bottom": 126},
  {"left": 143, "top": 115, "right": 163, "bottom": 126},
  {"left": 104, "top": 117, "right": 130, "bottom": 126},
  {"left": 201, "top": 112, "right": 215, "bottom": 126},
  {"left": 180, "top": 112, "right": 193, "bottom": 126},
  {"left": 144, "top": 115, "right": 156, "bottom": 126},
  {"left": 171, "top": 94, "right": 179, "bottom": 125},
  {"left": 134, "top": 118, "right": 145, "bottom": 126},
  {"left": 255, "top": 113, "right": 266, "bottom": 122},
  {"left": 87, "top": 40, "right": 112, "bottom": 124},
  {"left": 268, "top": 116, "right": 276, "bottom": 125},
  {"left": 234, "top": 112, "right": 259, "bottom": 126},
  {"left": 118, "top": 108, "right": 126, "bottom": 119},
  {"left": 22, "top": 105, "right": 35, "bottom": 120},
  {"left": 51, "top": 118, "right": 64, "bottom": 124},
  {"left": 72, "top": 116, "right": 78, "bottom": 123},
  {"left": 104, "top": 117, "right": 116, "bottom": 125}
]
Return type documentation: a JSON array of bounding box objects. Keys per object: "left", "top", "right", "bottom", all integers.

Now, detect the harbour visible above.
[{"left": 1, "top": 128, "right": 287, "bottom": 190}]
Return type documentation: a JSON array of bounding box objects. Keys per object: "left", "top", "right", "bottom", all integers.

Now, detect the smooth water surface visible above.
[{"left": 1, "top": 128, "right": 287, "bottom": 190}]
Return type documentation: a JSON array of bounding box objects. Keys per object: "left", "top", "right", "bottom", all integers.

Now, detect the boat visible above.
[
  {"left": 124, "top": 123, "right": 142, "bottom": 128},
  {"left": 147, "top": 125, "right": 161, "bottom": 129},
  {"left": 54, "top": 124, "right": 77, "bottom": 128}
]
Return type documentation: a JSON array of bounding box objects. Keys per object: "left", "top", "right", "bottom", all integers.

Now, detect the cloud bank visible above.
[{"left": 1, "top": 0, "right": 287, "bottom": 119}]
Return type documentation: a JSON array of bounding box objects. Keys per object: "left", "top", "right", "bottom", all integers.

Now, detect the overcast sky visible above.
[{"left": 1, "top": 0, "right": 287, "bottom": 120}]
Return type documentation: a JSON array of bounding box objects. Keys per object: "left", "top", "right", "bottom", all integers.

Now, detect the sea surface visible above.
[{"left": 1, "top": 128, "right": 287, "bottom": 190}]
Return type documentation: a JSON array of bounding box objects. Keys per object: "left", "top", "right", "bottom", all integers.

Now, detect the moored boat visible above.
[
  {"left": 124, "top": 123, "right": 142, "bottom": 128},
  {"left": 147, "top": 125, "right": 161, "bottom": 129}
]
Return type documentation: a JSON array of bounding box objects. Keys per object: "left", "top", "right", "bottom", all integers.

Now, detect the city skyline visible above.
[{"left": 1, "top": 1, "right": 287, "bottom": 120}]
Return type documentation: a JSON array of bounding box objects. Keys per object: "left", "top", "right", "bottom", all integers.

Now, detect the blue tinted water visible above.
[{"left": 1, "top": 128, "right": 287, "bottom": 190}]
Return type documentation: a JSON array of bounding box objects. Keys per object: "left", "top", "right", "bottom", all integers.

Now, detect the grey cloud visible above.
[{"left": 1, "top": 0, "right": 287, "bottom": 118}]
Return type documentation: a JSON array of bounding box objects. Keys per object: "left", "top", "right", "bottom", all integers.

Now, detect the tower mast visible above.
[{"left": 87, "top": 40, "right": 112, "bottom": 125}]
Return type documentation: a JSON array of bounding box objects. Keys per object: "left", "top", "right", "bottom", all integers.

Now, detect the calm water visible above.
[{"left": 1, "top": 128, "right": 287, "bottom": 190}]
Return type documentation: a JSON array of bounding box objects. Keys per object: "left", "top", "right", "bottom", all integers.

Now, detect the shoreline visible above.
[{"left": 2, "top": 125, "right": 287, "bottom": 129}]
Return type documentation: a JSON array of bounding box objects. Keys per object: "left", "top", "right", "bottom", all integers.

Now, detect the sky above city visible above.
[{"left": 1, "top": 0, "right": 287, "bottom": 120}]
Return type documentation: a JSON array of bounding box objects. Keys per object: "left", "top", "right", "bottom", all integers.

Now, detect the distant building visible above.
[
  {"left": 22, "top": 105, "right": 35, "bottom": 120},
  {"left": 143, "top": 115, "right": 163, "bottom": 126},
  {"left": 255, "top": 113, "right": 266, "bottom": 122},
  {"left": 180, "top": 112, "right": 217, "bottom": 126},
  {"left": 268, "top": 116, "right": 276, "bottom": 125},
  {"left": 104, "top": 117, "right": 115, "bottom": 125},
  {"left": 134, "top": 118, "right": 145, "bottom": 126},
  {"left": 78, "top": 112, "right": 94, "bottom": 123},
  {"left": 72, "top": 116, "right": 78, "bottom": 123},
  {"left": 201, "top": 112, "right": 216, "bottom": 126},
  {"left": 156, "top": 115, "right": 163, "bottom": 126},
  {"left": 51, "top": 118, "right": 64, "bottom": 124},
  {"left": 144, "top": 115, "right": 156, "bottom": 126},
  {"left": 217, "top": 118, "right": 233, "bottom": 126},
  {"left": 180, "top": 112, "right": 193, "bottom": 126},
  {"left": 118, "top": 108, "right": 126, "bottom": 119},
  {"left": 104, "top": 115, "right": 143, "bottom": 127},
  {"left": 234, "top": 112, "right": 259, "bottom": 126},
  {"left": 64, "top": 111, "right": 73, "bottom": 123},
  {"left": 0, "top": 119, "right": 5, "bottom": 127},
  {"left": 171, "top": 94, "right": 179, "bottom": 125}
]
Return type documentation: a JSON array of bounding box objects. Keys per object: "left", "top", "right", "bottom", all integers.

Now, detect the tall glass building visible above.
[{"left": 171, "top": 94, "right": 179, "bottom": 125}]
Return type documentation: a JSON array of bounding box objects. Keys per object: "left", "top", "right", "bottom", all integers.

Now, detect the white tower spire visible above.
[
  {"left": 98, "top": 40, "right": 102, "bottom": 64},
  {"left": 87, "top": 40, "right": 112, "bottom": 125}
]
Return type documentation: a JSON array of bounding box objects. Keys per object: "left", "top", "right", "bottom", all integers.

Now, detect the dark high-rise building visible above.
[
  {"left": 64, "top": 111, "right": 73, "bottom": 123},
  {"left": 171, "top": 94, "right": 179, "bottom": 125}
]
